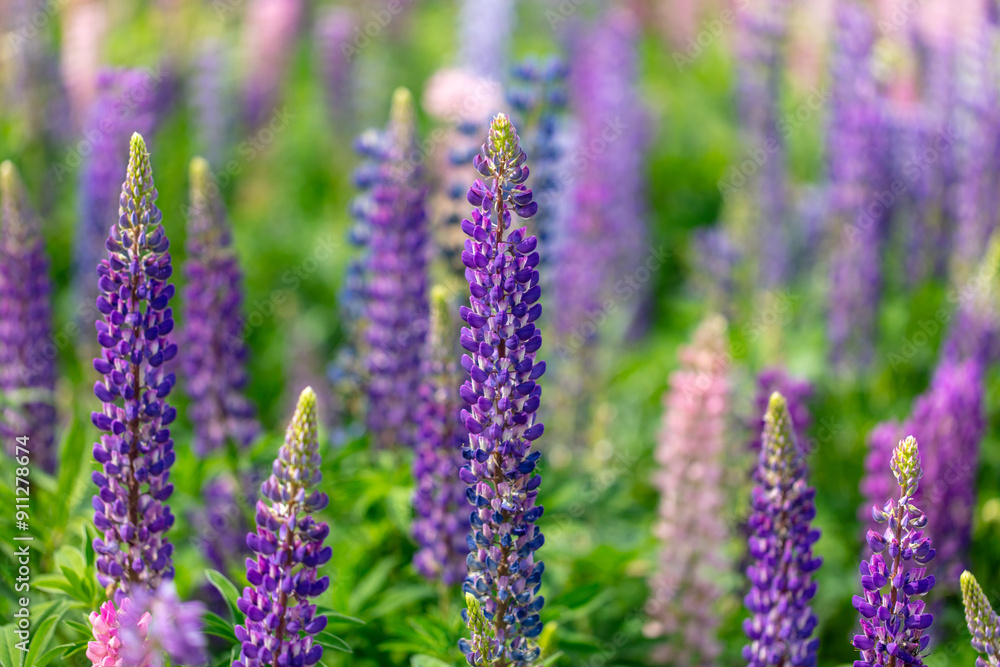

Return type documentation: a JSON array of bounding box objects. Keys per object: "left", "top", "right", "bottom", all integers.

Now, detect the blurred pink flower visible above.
[{"left": 87, "top": 598, "right": 153, "bottom": 667}]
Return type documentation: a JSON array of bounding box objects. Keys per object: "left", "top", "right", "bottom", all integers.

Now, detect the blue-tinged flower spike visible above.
[
  {"left": 0, "top": 161, "right": 57, "bottom": 472},
  {"left": 235, "top": 387, "right": 331, "bottom": 667},
  {"left": 413, "top": 286, "right": 469, "bottom": 585},
  {"left": 961, "top": 571, "right": 1000, "bottom": 667},
  {"left": 743, "top": 392, "right": 822, "bottom": 667},
  {"left": 852, "top": 437, "right": 936, "bottom": 667},
  {"left": 91, "top": 133, "right": 178, "bottom": 600},
  {"left": 181, "top": 157, "right": 260, "bottom": 456},
  {"left": 457, "top": 113, "right": 546, "bottom": 667},
  {"left": 360, "top": 87, "right": 430, "bottom": 448}
]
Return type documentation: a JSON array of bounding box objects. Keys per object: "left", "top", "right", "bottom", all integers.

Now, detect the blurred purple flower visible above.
[
  {"left": 748, "top": 367, "right": 812, "bottom": 455},
  {"left": 457, "top": 0, "right": 513, "bottom": 82},
  {"left": 181, "top": 157, "right": 259, "bottom": 456},
  {"left": 235, "top": 387, "right": 331, "bottom": 667},
  {"left": 90, "top": 133, "right": 177, "bottom": 600},
  {"left": 852, "top": 437, "right": 936, "bottom": 667},
  {"left": 188, "top": 475, "right": 248, "bottom": 573},
  {"left": 127, "top": 582, "right": 208, "bottom": 667},
  {"left": 457, "top": 113, "right": 546, "bottom": 667},
  {"left": 316, "top": 7, "right": 357, "bottom": 135},
  {"left": 555, "top": 8, "right": 648, "bottom": 348},
  {"left": 734, "top": 0, "right": 789, "bottom": 286},
  {"left": 190, "top": 39, "right": 231, "bottom": 168},
  {"left": 76, "top": 68, "right": 171, "bottom": 315},
  {"left": 0, "top": 161, "right": 56, "bottom": 471},
  {"left": 356, "top": 88, "right": 429, "bottom": 448},
  {"left": 645, "top": 316, "right": 730, "bottom": 665},
  {"left": 743, "top": 392, "right": 822, "bottom": 667},
  {"left": 412, "top": 287, "right": 469, "bottom": 585},
  {"left": 826, "top": 1, "right": 889, "bottom": 370}
]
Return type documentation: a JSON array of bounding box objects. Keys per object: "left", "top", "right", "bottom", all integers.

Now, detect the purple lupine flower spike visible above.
[
  {"left": 960, "top": 570, "right": 1000, "bottom": 667},
  {"left": 360, "top": 87, "right": 430, "bottom": 448},
  {"left": 0, "top": 161, "right": 57, "bottom": 472},
  {"left": 188, "top": 475, "right": 249, "bottom": 573},
  {"left": 743, "top": 392, "right": 822, "bottom": 667},
  {"left": 645, "top": 316, "right": 730, "bottom": 665},
  {"left": 826, "top": 0, "right": 888, "bottom": 370},
  {"left": 457, "top": 113, "right": 546, "bottom": 667},
  {"left": 413, "top": 285, "right": 469, "bottom": 585},
  {"left": 181, "top": 157, "right": 259, "bottom": 456},
  {"left": 852, "top": 436, "right": 936, "bottom": 667},
  {"left": 235, "top": 387, "right": 331, "bottom": 667},
  {"left": 91, "top": 133, "right": 178, "bottom": 600}
]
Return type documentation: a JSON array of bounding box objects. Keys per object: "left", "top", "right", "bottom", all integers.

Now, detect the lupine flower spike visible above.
[
  {"left": 0, "top": 160, "right": 57, "bottom": 471},
  {"left": 645, "top": 315, "right": 730, "bottom": 665},
  {"left": 181, "top": 157, "right": 260, "bottom": 455},
  {"left": 852, "top": 436, "right": 936, "bottom": 667},
  {"left": 360, "top": 87, "right": 430, "bottom": 448},
  {"left": 91, "top": 133, "right": 177, "bottom": 600},
  {"left": 960, "top": 570, "right": 1000, "bottom": 667},
  {"left": 413, "top": 285, "right": 469, "bottom": 585},
  {"left": 87, "top": 597, "right": 153, "bottom": 667},
  {"left": 743, "top": 392, "right": 822, "bottom": 667},
  {"left": 235, "top": 387, "right": 331, "bottom": 667},
  {"left": 458, "top": 113, "right": 546, "bottom": 667}
]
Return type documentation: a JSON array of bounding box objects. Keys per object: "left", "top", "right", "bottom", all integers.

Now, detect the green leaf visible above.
[
  {"left": 0, "top": 624, "right": 24, "bottom": 667},
  {"left": 366, "top": 584, "right": 435, "bottom": 620},
  {"left": 538, "top": 651, "right": 565, "bottom": 666},
  {"left": 23, "top": 604, "right": 65, "bottom": 667},
  {"left": 347, "top": 556, "right": 396, "bottom": 613},
  {"left": 205, "top": 569, "right": 242, "bottom": 624},
  {"left": 315, "top": 608, "right": 365, "bottom": 625},
  {"left": 315, "top": 631, "right": 352, "bottom": 654},
  {"left": 30, "top": 643, "right": 75, "bottom": 667},
  {"left": 410, "top": 655, "right": 452, "bottom": 667},
  {"left": 202, "top": 612, "right": 237, "bottom": 642}
]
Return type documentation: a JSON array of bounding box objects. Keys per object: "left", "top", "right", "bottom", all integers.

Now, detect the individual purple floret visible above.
[
  {"left": 91, "top": 133, "right": 178, "bottom": 600},
  {"left": 826, "top": 1, "right": 889, "bottom": 370},
  {"left": 181, "top": 157, "right": 259, "bottom": 456},
  {"left": 743, "top": 392, "right": 822, "bottom": 667},
  {"left": 235, "top": 387, "right": 331, "bottom": 667},
  {"left": 0, "top": 161, "right": 57, "bottom": 472},
  {"left": 748, "top": 367, "right": 813, "bottom": 455},
  {"left": 357, "top": 88, "right": 430, "bottom": 448},
  {"left": 852, "top": 436, "right": 936, "bottom": 667},
  {"left": 413, "top": 286, "right": 469, "bottom": 585},
  {"left": 457, "top": 113, "right": 546, "bottom": 667}
]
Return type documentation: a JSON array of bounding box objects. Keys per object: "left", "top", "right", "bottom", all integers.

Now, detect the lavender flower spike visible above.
[
  {"left": 235, "top": 387, "right": 331, "bottom": 667},
  {"left": 413, "top": 285, "right": 469, "bottom": 585},
  {"left": 852, "top": 436, "right": 936, "bottom": 667},
  {"left": 0, "top": 161, "right": 56, "bottom": 471},
  {"left": 91, "top": 133, "right": 177, "bottom": 600},
  {"left": 961, "top": 570, "right": 1000, "bottom": 667},
  {"left": 361, "top": 87, "right": 430, "bottom": 448},
  {"left": 458, "top": 113, "right": 546, "bottom": 667},
  {"left": 744, "top": 392, "right": 822, "bottom": 667},
  {"left": 181, "top": 157, "right": 259, "bottom": 455}
]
